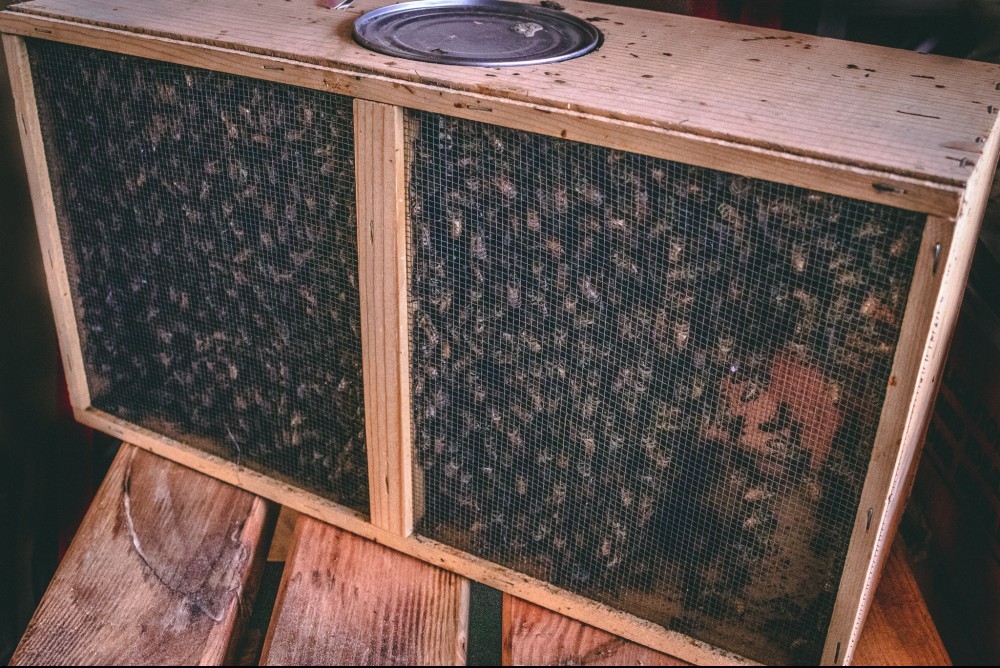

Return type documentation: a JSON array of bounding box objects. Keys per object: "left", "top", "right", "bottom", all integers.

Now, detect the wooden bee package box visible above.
[{"left": 3, "top": 0, "right": 999, "bottom": 665}]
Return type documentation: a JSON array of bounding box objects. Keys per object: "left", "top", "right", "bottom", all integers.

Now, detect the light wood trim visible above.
[
  {"left": 2, "top": 33, "right": 89, "bottom": 408},
  {"left": 355, "top": 99, "right": 413, "bottom": 537},
  {"left": 824, "top": 112, "right": 1000, "bottom": 666},
  {"left": 0, "top": 14, "right": 961, "bottom": 217},
  {"left": 74, "top": 407, "right": 755, "bottom": 667}
]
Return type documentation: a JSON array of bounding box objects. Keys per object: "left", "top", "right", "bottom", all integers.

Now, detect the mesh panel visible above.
[
  {"left": 29, "top": 40, "right": 368, "bottom": 513},
  {"left": 407, "top": 112, "right": 925, "bottom": 664}
]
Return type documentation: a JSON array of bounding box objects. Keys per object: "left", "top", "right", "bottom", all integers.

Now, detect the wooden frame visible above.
[{"left": 5, "top": 0, "right": 1000, "bottom": 664}]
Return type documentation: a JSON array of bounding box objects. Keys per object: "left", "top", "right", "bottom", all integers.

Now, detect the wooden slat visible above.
[
  {"left": 355, "top": 99, "right": 413, "bottom": 537},
  {"left": 3, "top": 0, "right": 997, "bottom": 191},
  {"left": 259, "top": 516, "right": 469, "bottom": 666},
  {"left": 2, "top": 33, "right": 89, "bottom": 408},
  {"left": 9, "top": 445, "right": 276, "bottom": 666},
  {"left": 66, "top": 407, "right": 756, "bottom": 666},
  {"left": 852, "top": 541, "right": 951, "bottom": 667},
  {"left": 827, "top": 108, "right": 1000, "bottom": 666},
  {"left": 503, "top": 537, "right": 949, "bottom": 667},
  {"left": 502, "top": 594, "right": 689, "bottom": 667}
]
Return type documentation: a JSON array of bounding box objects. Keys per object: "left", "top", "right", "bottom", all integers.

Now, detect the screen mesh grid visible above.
[
  {"left": 29, "top": 39, "right": 369, "bottom": 513},
  {"left": 406, "top": 111, "right": 925, "bottom": 665}
]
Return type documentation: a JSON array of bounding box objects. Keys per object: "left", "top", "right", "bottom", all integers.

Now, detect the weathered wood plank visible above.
[
  {"left": 9, "top": 444, "right": 276, "bottom": 666},
  {"left": 502, "top": 594, "right": 690, "bottom": 666},
  {"left": 260, "top": 516, "right": 469, "bottom": 666},
  {"left": 852, "top": 540, "right": 952, "bottom": 667}
]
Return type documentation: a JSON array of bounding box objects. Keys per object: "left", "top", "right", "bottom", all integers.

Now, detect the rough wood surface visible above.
[
  {"left": 503, "top": 593, "right": 690, "bottom": 666},
  {"left": 9, "top": 445, "right": 275, "bottom": 666},
  {"left": 830, "top": 107, "right": 1000, "bottom": 666},
  {"left": 2, "top": 33, "right": 89, "bottom": 408},
  {"left": 355, "top": 99, "right": 413, "bottom": 537},
  {"left": 5, "top": 0, "right": 997, "bottom": 187},
  {"left": 260, "top": 516, "right": 469, "bottom": 666},
  {"left": 852, "top": 541, "right": 952, "bottom": 667},
  {"left": 502, "top": 537, "right": 949, "bottom": 667},
  {"left": 1, "top": 0, "right": 997, "bottom": 216}
]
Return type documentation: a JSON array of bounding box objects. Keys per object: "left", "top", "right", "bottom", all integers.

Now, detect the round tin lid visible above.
[{"left": 354, "top": 0, "right": 603, "bottom": 67}]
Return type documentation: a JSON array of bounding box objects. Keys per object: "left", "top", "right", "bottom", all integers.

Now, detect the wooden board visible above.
[
  {"left": 355, "top": 99, "right": 413, "bottom": 537},
  {"left": 828, "top": 108, "right": 1000, "bottom": 666},
  {"left": 502, "top": 594, "right": 689, "bottom": 666},
  {"left": 2, "top": 33, "right": 89, "bottom": 408},
  {"left": 502, "top": 537, "right": 949, "bottom": 667},
  {"left": 1, "top": 0, "right": 997, "bottom": 215},
  {"left": 9, "top": 445, "right": 276, "bottom": 666},
  {"left": 259, "top": 516, "right": 469, "bottom": 666},
  {"left": 852, "top": 541, "right": 952, "bottom": 667},
  {"left": 3, "top": 0, "right": 997, "bottom": 188}
]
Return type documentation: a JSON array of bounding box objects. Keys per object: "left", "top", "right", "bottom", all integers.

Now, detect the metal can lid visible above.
[{"left": 354, "top": 0, "right": 603, "bottom": 67}]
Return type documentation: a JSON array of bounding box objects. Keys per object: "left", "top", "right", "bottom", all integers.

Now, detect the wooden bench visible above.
[{"left": 9, "top": 445, "right": 952, "bottom": 666}]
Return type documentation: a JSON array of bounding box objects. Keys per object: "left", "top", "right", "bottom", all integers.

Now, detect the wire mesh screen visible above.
[
  {"left": 29, "top": 40, "right": 368, "bottom": 513},
  {"left": 407, "top": 111, "right": 926, "bottom": 665}
]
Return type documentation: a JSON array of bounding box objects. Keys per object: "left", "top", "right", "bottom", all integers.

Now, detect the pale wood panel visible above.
[
  {"left": 3, "top": 0, "right": 999, "bottom": 192},
  {"left": 852, "top": 540, "right": 951, "bottom": 667},
  {"left": 355, "top": 99, "right": 413, "bottom": 537},
  {"left": 2, "top": 33, "right": 89, "bottom": 408},
  {"left": 76, "top": 409, "right": 753, "bottom": 666},
  {"left": 9, "top": 445, "right": 275, "bottom": 666},
  {"left": 502, "top": 594, "right": 690, "bottom": 666},
  {"left": 259, "top": 516, "right": 469, "bottom": 666},
  {"left": 826, "top": 109, "right": 1000, "bottom": 666},
  {"left": 0, "top": 11, "right": 960, "bottom": 216}
]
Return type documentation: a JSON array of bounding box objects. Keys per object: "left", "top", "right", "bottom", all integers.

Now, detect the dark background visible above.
[{"left": 1, "top": 0, "right": 998, "bottom": 664}]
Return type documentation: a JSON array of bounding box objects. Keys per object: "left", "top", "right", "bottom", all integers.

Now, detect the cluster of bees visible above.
[
  {"left": 408, "top": 114, "right": 923, "bottom": 656},
  {"left": 33, "top": 42, "right": 370, "bottom": 511}
]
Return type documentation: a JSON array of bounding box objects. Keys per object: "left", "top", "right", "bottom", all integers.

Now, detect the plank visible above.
[
  {"left": 2, "top": 33, "right": 89, "bottom": 408},
  {"left": 259, "top": 516, "right": 469, "bottom": 666},
  {"left": 355, "top": 99, "right": 413, "bottom": 537},
  {"left": 9, "top": 444, "right": 276, "bottom": 666},
  {"left": 502, "top": 594, "right": 689, "bottom": 666},
  {"left": 74, "top": 397, "right": 756, "bottom": 666},
  {"left": 502, "top": 537, "right": 949, "bottom": 667},
  {"left": 852, "top": 540, "right": 951, "bottom": 667},
  {"left": 827, "top": 108, "right": 1000, "bottom": 666},
  {"left": 3, "top": 0, "right": 997, "bottom": 190}
]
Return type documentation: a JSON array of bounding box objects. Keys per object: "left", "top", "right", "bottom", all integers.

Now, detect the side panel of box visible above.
[
  {"left": 2, "top": 33, "right": 90, "bottom": 408},
  {"left": 831, "top": 112, "right": 1000, "bottom": 666}
]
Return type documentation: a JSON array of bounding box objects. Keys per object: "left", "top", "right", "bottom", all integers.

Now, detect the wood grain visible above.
[
  {"left": 355, "top": 99, "right": 413, "bottom": 537},
  {"left": 502, "top": 537, "right": 949, "bottom": 667},
  {"left": 4, "top": 0, "right": 997, "bottom": 189},
  {"left": 2, "top": 33, "right": 89, "bottom": 408},
  {"left": 0, "top": 2, "right": 995, "bottom": 214},
  {"left": 63, "top": 409, "right": 755, "bottom": 666},
  {"left": 259, "top": 516, "right": 469, "bottom": 666},
  {"left": 9, "top": 445, "right": 276, "bottom": 666},
  {"left": 503, "top": 594, "right": 689, "bottom": 667},
  {"left": 852, "top": 540, "right": 952, "bottom": 667},
  {"left": 828, "top": 108, "right": 1000, "bottom": 666}
]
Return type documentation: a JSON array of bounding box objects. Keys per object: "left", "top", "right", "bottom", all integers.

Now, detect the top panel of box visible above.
[{"left": 3, "top": 0, "right": 1000, "bottom": 203}]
